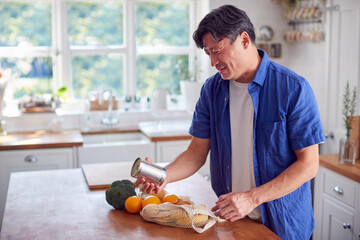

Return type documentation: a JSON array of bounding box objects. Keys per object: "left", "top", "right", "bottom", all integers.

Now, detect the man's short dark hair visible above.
[{"left": 193, "top": 5, "right": 256, "bottom": 49}]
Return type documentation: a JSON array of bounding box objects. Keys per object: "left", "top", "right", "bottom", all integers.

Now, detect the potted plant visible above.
[
  {"left": 339, "top": 81, "right": 357, "bottom": 164},
  {"left": 176, "top": 57, "right": 203, "bottom": 112}
]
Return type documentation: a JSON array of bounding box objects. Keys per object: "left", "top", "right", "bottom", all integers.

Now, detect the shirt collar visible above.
[
  {"left": 250, "top": 49, "right": 270, "bottom": 87},
  {"left": 219, "top": 49, "right": 270, "bottom": 91}
]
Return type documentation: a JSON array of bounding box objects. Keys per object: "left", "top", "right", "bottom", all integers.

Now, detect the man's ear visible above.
[{"left": 239, "top": 32, "right": 251, "bottom": 48}]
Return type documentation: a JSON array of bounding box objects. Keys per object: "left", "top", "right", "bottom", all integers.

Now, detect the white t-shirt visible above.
[{"left": 229, "top": 80, "right": 261, "bottom": 221}]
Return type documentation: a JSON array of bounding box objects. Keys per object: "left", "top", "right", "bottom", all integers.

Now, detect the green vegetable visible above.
[{"left": 105, "top": 180, "right": 136, "bottom": 210}]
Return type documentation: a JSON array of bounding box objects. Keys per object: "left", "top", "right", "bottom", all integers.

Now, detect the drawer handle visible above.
[
  {"left": 333, "top": 185, "right": 343, "bottom": 195},
  {"left": 24, "top": 155, "right": 38, "bottom": 163},
  {"left": 343, "top": 223, "right": 351, "bottom": 229}
]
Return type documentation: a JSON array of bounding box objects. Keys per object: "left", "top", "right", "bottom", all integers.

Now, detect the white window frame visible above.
[{"left": 53, "top": 0, "right": 206, "bottom": 96}]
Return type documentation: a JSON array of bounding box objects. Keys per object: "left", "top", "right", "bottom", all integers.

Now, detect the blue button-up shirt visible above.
[{"left": 189, "top": 50, "right": 325, "bottom": 239}]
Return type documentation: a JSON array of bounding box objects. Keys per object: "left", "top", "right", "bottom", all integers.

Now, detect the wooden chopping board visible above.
[{"left": 81, "top": 162, "right": 134, "bottom": 190}]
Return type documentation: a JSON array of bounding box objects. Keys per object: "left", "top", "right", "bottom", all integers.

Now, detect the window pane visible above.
[
  {"left": 135, "top": 2, "right": 189, "bottom": 46},
  {"left": 68, "top": 2, "right": 124, "bottom": 46},
  {"left": 72, "top": 55, "right": 124, "bottom": 98},
  {"left": 0, "top": 2, "right": 51, "bottom": 47},
  {"left": 136, "top": 55, "right": 188, "bottom": 96},
  {"left": 1, "top": 57, "right": 52, "bottom": 100}
]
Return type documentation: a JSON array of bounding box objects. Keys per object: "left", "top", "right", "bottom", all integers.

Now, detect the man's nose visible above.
[{"left": 209, "top": 54, "right": 219, "bottom": 67}]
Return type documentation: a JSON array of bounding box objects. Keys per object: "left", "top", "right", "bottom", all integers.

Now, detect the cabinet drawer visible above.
[
  {"left": 323, "top": 169, "right": 357, "bottom": 208},
  {"left": 0, "top": 148, "right": 74, "bottom": 172}
]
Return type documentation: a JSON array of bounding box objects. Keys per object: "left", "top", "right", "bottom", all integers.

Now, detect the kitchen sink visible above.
[{"left": 78, "top": 132, "right": 155, "bottom": 166}]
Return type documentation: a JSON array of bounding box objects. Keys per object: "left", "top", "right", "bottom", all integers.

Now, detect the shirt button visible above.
[
  {"left": 224, "top": 97, "right": 227, "bottom": 101},
  {"left": 227, "top": 186, "right": 230, "bottom": 191}
]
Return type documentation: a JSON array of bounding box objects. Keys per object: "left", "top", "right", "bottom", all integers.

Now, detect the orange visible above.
[
  {"left": 125, "top": 196, "right": 143, "bottom": 214},
  {"left": 150, "top": 189, "right": 166, "bottom": 201},
  {"left": 162, "top": 194, "right": 179, "bottom": 204},
  {"left": 142, "top": 195, "right": 161, "bottom": 208}
]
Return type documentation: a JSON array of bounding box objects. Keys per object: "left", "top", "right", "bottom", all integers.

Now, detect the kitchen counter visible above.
[
  {"left": 138, "top": 120, "right": 192, "bottom": 141},
  {"left": 0, "top": 118, "right": 194, "bottom": 150},
  {"left": 0, "top": 130, "right": 83, "bottom": 150},
  {"left": 0, "top": 163, "right": 279, "bottom": 239},
  {"left": 319, "top": 154, "right": 360, "bottom": 183}
]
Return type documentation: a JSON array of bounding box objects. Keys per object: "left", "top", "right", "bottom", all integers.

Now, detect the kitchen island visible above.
[{"left": 0, "top": 163, "right": 279, "bottom": 239}]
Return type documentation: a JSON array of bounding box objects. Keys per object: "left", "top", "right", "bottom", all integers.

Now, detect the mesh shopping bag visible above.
[{"left": 140, "top": 201, "right": 223, "bottom": 233}]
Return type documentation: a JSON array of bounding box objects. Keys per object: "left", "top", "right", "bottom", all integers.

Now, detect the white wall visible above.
[{"left": 208, "top": 0, "right": 327, "bottom": 126}]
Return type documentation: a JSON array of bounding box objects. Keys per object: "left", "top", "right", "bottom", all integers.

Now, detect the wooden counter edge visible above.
[
  {"left": 81, "top": 129, "right": 140, "bottom": 135},
  {"left": 149, "top": 135, "right": 192, "bottom": 142},
  {"left": 319, "top": 154, "right": 360, "bottom": 183},
  {"left": 0, "top": 142, "right": 83, "bottom": 151}
]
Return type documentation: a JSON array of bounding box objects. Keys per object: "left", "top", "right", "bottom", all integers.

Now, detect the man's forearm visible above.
[
  {"left": 165, "top": 137, "right": 210, "bottom": 184},
  {"left": 250, "top": 144, "right": 319, "bottom": 206}
]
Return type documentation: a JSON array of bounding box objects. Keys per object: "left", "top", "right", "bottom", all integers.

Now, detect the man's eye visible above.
[{"left": 213, "top": 49, "right": 221, "bottom": 54}]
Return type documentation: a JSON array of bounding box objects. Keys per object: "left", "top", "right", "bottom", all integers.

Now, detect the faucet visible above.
[{"left": 101, "top": 89, "right": 119, "bottom": 126}]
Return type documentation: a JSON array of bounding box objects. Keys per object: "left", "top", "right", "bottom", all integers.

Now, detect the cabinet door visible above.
[
  {"left": 155, "top": 140, "right": 210, "bottom": 178},
  {"left": 355, "top": 188, "right": 360, "bottom": 240},
  {"left": 155, "top": 140, "right": 190, "bottom": 163},
  {"left": 322, "top": 196, "right": 355, "bottom": 240}
]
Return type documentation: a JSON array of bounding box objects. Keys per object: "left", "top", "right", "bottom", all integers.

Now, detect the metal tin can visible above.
[{"left": 131, "top": 157, "right": 166, "bottom": 185}]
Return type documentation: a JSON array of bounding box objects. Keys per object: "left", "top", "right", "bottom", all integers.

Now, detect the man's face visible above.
[{"left": 203, "top": 32, "right": 247, "bottom": 82}]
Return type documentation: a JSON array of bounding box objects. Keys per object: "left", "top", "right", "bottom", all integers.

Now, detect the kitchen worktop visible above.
[
  {"left": 0, "top": 130, "right": 83, "bottom": 150},
  {"left": 0, "top": 162, "right": 280, "bottom": 239},
  {"left": 138, "top": 120, "right": 192, "bottom": 141},
  {"left": 2, "top": 132, "right": 358, "bottom": 183},
  {"left": 0, "top": 118, "right": 193, "bottom": 150},
  {"left": 319, "top": 154, "right": 360, "bottom": 183}
]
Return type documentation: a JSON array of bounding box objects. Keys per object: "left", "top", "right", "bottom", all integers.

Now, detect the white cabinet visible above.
[
  {"left": 155, "top": 139, "right": 210, "bottom": 178},
  {"left": 322, "top": 197, "right": 355, "bottom": 240},
  {"left": 0, "top": 148, "right": 75, "bottom": 230},
  {"left": 313, "top": 166, "right": 360, "bottom": 240},
  {"left": 155, "top": 139, "right": 190, "bottom": 162}
]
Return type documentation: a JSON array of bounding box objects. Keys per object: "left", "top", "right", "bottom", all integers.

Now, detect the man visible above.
[{"left": 137, "top": 5, "right": 325, "bottom": 239}]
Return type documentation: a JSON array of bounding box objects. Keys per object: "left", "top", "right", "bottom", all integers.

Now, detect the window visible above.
[
  {"left": 135, "top": 2, "right": 191, "bottom": 97},
  {"left": 0, "top": 2, "right": 53, "bottom": 101},
  {"left": 67, "top": 2, "right": 124, "bottom": 98},
  {"left": 0, "top": 0, "right": 202, "bottom": 107}
]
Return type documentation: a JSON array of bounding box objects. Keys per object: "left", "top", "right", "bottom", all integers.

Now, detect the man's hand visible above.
[
  {"left": 211, "top": 192, "right": 258, "bottom": 222},
  {"left": 134, "top": 157, "right": 168, "bottom": 194}
]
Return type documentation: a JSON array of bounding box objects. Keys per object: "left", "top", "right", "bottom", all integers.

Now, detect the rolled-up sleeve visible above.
[{"left": 287, "top": 79, "right": 325, "bottom": 150}]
